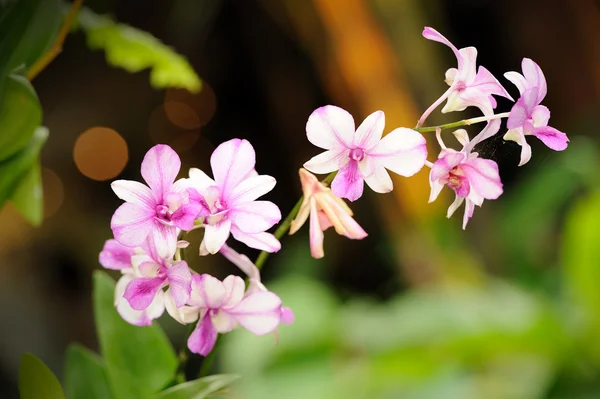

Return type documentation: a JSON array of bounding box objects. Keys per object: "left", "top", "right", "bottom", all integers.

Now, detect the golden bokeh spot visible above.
[
  {"left": 164, "top": 101, "right": 201, "bottom": 130},
  {"left": 73, "top": 127, "right": 128, "bottom": 181},
  {"left": 165, "top": 84, "right": 217, "bottom": 127},
  {"left": 42, "top": 167, "right": 64, "bottom": 218}
]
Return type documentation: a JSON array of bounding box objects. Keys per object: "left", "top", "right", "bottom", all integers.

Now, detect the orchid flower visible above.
[
  {"left": 186, "top": 139, "right": 282, "bottom": 255},
  {"left": 428, "top": 122, "right": 503, "bottom": 229},
  {"left": 504, "top": 58, "right": 569, "bottom": 165},
  {"left": 186, "top": 274, "right": 283, "bottom": 356},
  {"left": 303, "top": 106, "right": 427, "bottom": 201},
  {"left": 422, "top": 27, "right": 512, "bottom": 117},
  {"left": 121, "top": 234, "right": 192, "bottom": 312},
  {"left": 289, "top": 168, "right": 367, "bottom": 258},
  {"left": 111, "top": 145, "right": 201, "bottom": 258},
  {"left": 99, "top": 239, "right": 165, "bottom": 326}
]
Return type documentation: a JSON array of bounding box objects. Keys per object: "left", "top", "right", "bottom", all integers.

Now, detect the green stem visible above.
[{"left": 414, "top": 112, "right": 510, "bottom": 133}]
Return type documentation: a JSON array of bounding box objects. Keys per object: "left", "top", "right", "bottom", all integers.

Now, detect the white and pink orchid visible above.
[
  {"left": 428, "top": 123, "right": 503, "bottom": 229},
  {"left": 303, "top": 106, "right": 427, "bottom": 201},
  {"left": 504, "top": 58, "right": 569, "bottom": 165},
  {"left": 186, "top": 139, "right": 282, "bottom": 255},
  {"left": 289, "top": 168, "right": 367, "bottom": 258},
  {"left": 110, "top": 145, "right": 201, "bottom": 258}
]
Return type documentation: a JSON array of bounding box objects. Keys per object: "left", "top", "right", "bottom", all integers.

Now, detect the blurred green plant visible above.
[{"left": 0, "top": 0, "right": 202, "bottom": 225}]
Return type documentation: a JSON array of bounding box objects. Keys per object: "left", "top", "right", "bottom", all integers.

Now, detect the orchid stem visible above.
[
  {"left": 27, "top": 0, "right": 83, "bottom": 81},
  {"left": 254, "top": 170, "right": 337, "bottom": 270},
  {"left": 414, "top": 112, "right": 510, "bottom": 133}
]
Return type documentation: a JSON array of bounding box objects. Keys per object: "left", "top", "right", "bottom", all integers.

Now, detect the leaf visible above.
[
  {"left": 0, "top": 126, "right": 47, "bottom": 208},
  {"left": 19, "top": 353, "right": 66, "bottom": 399},
  {"left": 0, "top": 0, "right": 62, "bottom": 79},
  {"left": 11, "top": 159, "right": 43, "bottom": 225},
  {"left": 76, "top": 7, "right": 201, "bottom": 92},
  {"left": 151, "top": 375, "right": 239, "bottom": 399},
  {"left": 93, "top": 271, "right": 178, "bottom": 399},
  {"left": 0, "top": 73, "right": 42, "bottom": 161},
  {"left": 64, "top": 344, "right": 113, "bottom": 399}
]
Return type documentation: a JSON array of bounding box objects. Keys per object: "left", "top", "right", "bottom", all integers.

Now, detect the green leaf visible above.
[
  {"left": 0, "top": 126, "right": 47, "bottom": 208},
  {"left": 0, "top": 0, "right": 62, "bottom": 79},
  {"left": 19, "top": 353, "right": 66, "bottom": 399},
  {"left": 11, "top": 159, "right": 43, "bottom": 225},
  {"left": 76, "top": 7, "right": 201, "bottom": 92},
  {"left": 64, "top": 344, "right": 113, "bottom": 399},
  {"left": 93, "top": 271, "right": 178, "bottom": 399},
  {"left": 0, "top": 73, "right": 42, "bottom": 161},
  {"left": 150, "top": 375, "right": 239, "bottom": 399}
]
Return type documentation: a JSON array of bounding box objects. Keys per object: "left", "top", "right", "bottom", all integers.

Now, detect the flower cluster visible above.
[
  {"left": 99, "top": 26, "right": 568, "bottom": 358},
  {"left": 101, "top": 139, "right": 290, "bottom": 355}
]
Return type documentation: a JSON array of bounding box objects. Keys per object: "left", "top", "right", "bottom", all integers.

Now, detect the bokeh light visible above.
[
  {"left": 73, "top": 127, "right": 128, "bottom": 181},
  {"left": 164, "top": 84, "right": 217, "bottom": 127}
]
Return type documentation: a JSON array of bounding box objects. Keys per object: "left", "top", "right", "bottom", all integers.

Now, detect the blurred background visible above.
[{"left": 2, "top": 0, "right": 600, "bottom": 398}]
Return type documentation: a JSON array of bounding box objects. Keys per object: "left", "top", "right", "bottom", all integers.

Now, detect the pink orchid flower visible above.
[
  {"left": 303, "top": 106, "right": 427, "bottom": 201},
  {"left": 289, "top": 168, "right": 367, "bottom": 258},
  {"left": 186, "top": 139, "right": 282, "bottom": 255},
  {"left": 504, "top": 58, "right": 569, "bottom": 165},
  {"left": 428, "top": 124, "right": 503, "bottom": 229},
  {"left": 99, "top": 239, "right": 165, "bottom": 326},
  {"left": 121, "top": 234, "right": 192, "bottom": 312},
  {"left": 111, "top": 145, "right": 201, "bottom": 258},
  {"left": 186, "top": 274, "right": 283, "bottom": 356},
  {"left": 422, "top": 27, "right": 512, "bottom": 116}
]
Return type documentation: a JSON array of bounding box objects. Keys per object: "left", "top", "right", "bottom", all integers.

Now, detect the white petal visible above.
[
  {"left": 353, "top": 110, "right": 385, "bottom": 150},
  {"left": 363, "top": 164, "right": 393, "bottom": 194},
  {"left": 111, "top": 180, "right": 155, "bottom": 207},
  {"left": 306, "top": 105, "right": 355, "bottom": 149},
  {"left": 203, "top": 219, "right": 232, "bottom": 254},
  {"left": 369, "top": 128, "right": 427, "bottom": 177},
  {"left": 303, "top": 148, "right": 347, "bottom": 174}
]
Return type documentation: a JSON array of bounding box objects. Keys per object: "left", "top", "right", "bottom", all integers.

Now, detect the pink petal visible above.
[
  {"left": 456, "top": 47, "right": 477, "bottom": 82},
  {"left": 331, "top": 161, "right": 364, "bottom": 202},
  {"left": 164, "top": 293, "right": 199, "bottom": 325},
  {"left": 141, "top": 145, "right": 181, "bottom": 200},
  {"left": 306, "top": 105, "right": 355, "bottom": 150},
  {"left": 230, "top": 227, "right": 281, "bottom": 252},
  {"left": 149, "top": 222, "right": 178, "bottom": 259},
  {"left": 166, "top": 261, "right": 192, "bottom": 307},
  {"left": 138, "top": 261, "right": 160, "bottom": 277},
  {"left": 111, "top": 203, "right": 155, "bottom": 247},
  {"left": 461, "top": 158, "right": 503, "bottom": 200},
  {"left": 117, "top": 289, "right": 165, "bottom": 327},
  {"left": 280, "top": 307, "right": 295, "bottom": 325},
  {"left": 222, "top": 275, "right": 246, "bottom": 308},
  {"left": 229, "top": 201, "right": 281, "bottom": 234},
  {"left": 197, "top": 274, "right": 227, "bottom": 309},
  {"left": 454, "top": 175, "right": 470, "bottom": 197},
  {"left": 99, "top": 239, "right": 134, "bottom": 270},
  {"left": 353, "top": 110, "right": 385, "bottom": 150},
  {"left": 504, "top": 71, "right": 527, "bottom": 95},
  {"left": 203, "top": 219, "right": 232, "bottom": 254},
  {"left": 470, "top": 66, "right": 513, "bottom": 100},
  {"left": 533, "top": 126, "right": 569, "bottom": 151},
  {"left": 422, "top": 27, "right": 462, "bottom": 69},
  {"left": 188, "top": 314, "right": 219, "bottom": 356},
  {"left": 462, "top": 198, "right": 476, "bottom": 230},
  {"left": 363, "top": 164, "right": 393, "bottom": 194},
  {"left": 531, "top": 105, "right": 550, "bottom": 127},
  {"left": 453, "top": 89, "right": 495, "bottom": 115},
  {"left": 507, "top": 87, "right": 539, "bottom": 129},
  {"left": 522, "top": 58, "right": 547, "bottom": 102},
  {"left": 171, "top": 202, "right": 202, "bottom": 231},
  {"left": 227, "top": 175, "right": 276, "bottom": 204},
  {"left": 123, "top": 277, "right": 165, "bottom": 310},
  {"left": 211, "top": 310, "right": 238, "bottom": 333},
  {"left": 228, "top": 291, "right": 282, "bottom": 335},
  {"left": 219, "top": 244, "right": 261, "bottom": 281},
  {"left": 303, "top": 148, "right": 348, "bottom": 174},
  {"left": 465, "top": 119, "right": 501, "bottom": 153},
  {"left": 317, "top": 196, "right": 367, "bottom": 239},
  {"left": 370, "top": 127, "right": 427, "bottom": 177},
  {"left": 446, "top": 195, "right": 465, "bottom": 218},
  {"left": 210, "top": 139, "right": 256, "bottom": 197},
  {"left": 429, "top": 180, "right": 445, "bottom": 203},
  {"left": 504, "top": 128, "right": 532, "bottom": 166},
  {"left": 111, "top": 180, "right": 155, "bottom": 208},
  {"left": 309, "top": 200, "right": 325, "bottom": 258}
]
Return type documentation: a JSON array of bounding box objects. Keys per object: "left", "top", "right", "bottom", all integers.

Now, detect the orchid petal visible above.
[
  {"left": 447, "top": 195, "right": 464, "bottom": 218},
  {"left": 331, "top": 161, "right": 364, "bottom": 202},
  {"left": 230, "top": 227, "right": 281, "bottom": 252},
  {"left": 111, "top": 180, "right": 155, "bottom": 208},
  {"left": 281, "top": 307, "right": 295, "bottom": 325},
  {"left": 164, "top": 293, "right": 198, "bottom": 325},
  {"left": 188, "top": 314, "right": 218, "bottom": 356},
  {"left": 309, "top": 199, "right": 325, "bottom": 258},
  {"left": 227, "top": 175, "right": 276, "bottom": 204},
  {"left": 429, "top": 180, "right": 445, "bottom": 203},
  {"left": 504, "top": 71, "right": 527, "bottom": 95},
  {"left": 141, "top": 145, "right": 181, "bottom": 200},
  {"left": 462, "top": 199, "right": 476, "bottom": 230},
  {"left": 522, "top": 58, "right": 547, "bottom": 102},
  {"left": 229, "top": 291, "right": 282, "bottom": 335},
  {"left": 471, "top": 66, "right": 513, "bottom": 100},
  {"left": 456, "top": 47, "right": 478, "bottom": 82},
  {"left": 211, "top": 139, "right": 256, "bottom": 197},
  {"left": 317, "top": 195, "right": 367, "bottom": 239},
  {"left": 222, "top": 275, "right": 246, "bottom": 308},
  {"left": 211, "top": 310, "right": 238, "bottom": 333},
  {"left": 353, "top": 110, "right": 385, "bottom": 150},
  {"left": 188, "top": 167, "right": 217, "bottom": 190},
  {"left": 363, "top": 164, "right": 393, "bottom": 194},
  {"left": 370, "top": 127, "right": 427, "bottom": 177},
  {"left": 289, "top": 198, "right": 310, "bottom": 235},
  {"left": 531, "top": 105, "right": 550, "bottom": 128},
  {"left": 533, "top": 126, "right": 569, "bottom": 151},
  {"left": 465, "top": 119, "right": 502, "bottom": 153},
  {"left": 507, "top": 87, "right": 539, "bottom": 129},
  {"left": 123, "top": 277, "right": 165, "bottom": 310},
  {"left": 166, "top": 261, "right": 192, "bottom": 307},
  {"left": 422, "top": 27, "right": 462, "bottom": 69},
  {"left": 149, "top": 222, "right": 178, "bottom": 259},
  {"left": 203, "top": 219, "right": 232, "bottom": 254},
  {"left": 197, "top": 274, "right": 226, "bottom": 308},
  {"left": 219, "top": 245, "right": 261, "bottom": 281},
  {"left": 461, "top": 158, "right": 503, "bottom": 200},
  {"left": 171, "top": 202, "right": 202, "bottom": 231},
  {"left": 99, "top": 239, "right": 134, "bottom": 270},
  {"left": 504, "top": 128, "right": 532, "bottom": 166},
  {"left": 303, "top": 148, "right": 347, "bottom": 174},
  {"left": 229, "top": 201, "right": 281, "bottom": 233},
  {"left": 111, "top": 203, "right": 155, "bottom": 247},
  {"left": 306, "top": 105, "right": 355, "bottom": 149},
  {"left": 117, "top": 288, "right": 165, "bottom": 327}
]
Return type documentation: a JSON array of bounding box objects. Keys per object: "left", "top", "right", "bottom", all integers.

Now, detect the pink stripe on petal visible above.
[
  {"left": 171, "top": 202, "right": 202, "bottom": 231},
  {"left": 210, "top": 139, "right": 256, "bottom": 196},
  {"left": 123, "top": 277, "right": 165, "bottom": 310},
  {"left": 533, "top": 126, "right": 569, "bottom": 151},
  {"left": 99, "top": 239, "right": 134, "bottom": 270},
  {"left": 230, "top": 227, "right": 281, "bottom": 253},
  {"left": 166, "top": 261, "right": 192, "bottom": 307},
  {"left": 461, "top": 158, "right": 503, "bottom": 200},
  {"left": 141, "top": 145, "right": 181, "bottom": 200},
  {"left": 111, "top": 203, "right": 155, "bottom": 247},
  {"left": 111, "top": 180, "right": 155, "bottom": 208},
  {"left": 306, "top": 105, "right": 355, "bottom": 150},
  {"left": 353, "top": 110, "right": 385, "bottom": 150},
  {"left": 188, "top": 314, "right": 219, "bottom": 356},
  {"left": 331, "top": 161, "right": 364, "bottom": 202},
  {"left": 149, "top": 222, "right": 178, "bottom": 259},
  {"left": 229, "top": 201, "right": 281, "bottom": 234},
  {"left": 229, "top": 291, "right": 282, "bottom": 335}
]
